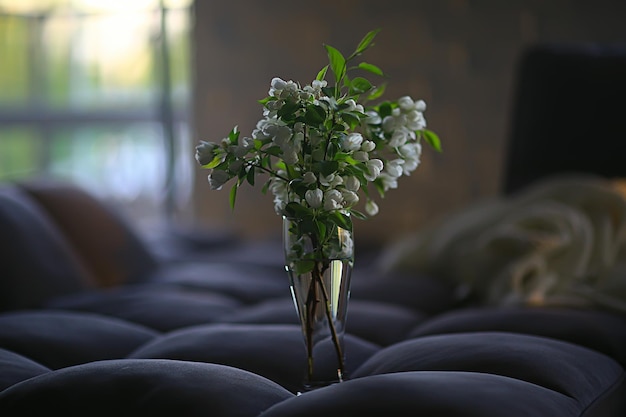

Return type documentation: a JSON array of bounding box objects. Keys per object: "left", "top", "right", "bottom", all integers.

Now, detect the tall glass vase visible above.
[{"left": 283, "top": 216, "right": 354, "bottom": 391}]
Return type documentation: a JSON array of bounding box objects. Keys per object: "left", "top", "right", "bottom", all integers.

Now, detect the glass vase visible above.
[{"left": 283, "top": 215, "right": 354, "bottom": 391}]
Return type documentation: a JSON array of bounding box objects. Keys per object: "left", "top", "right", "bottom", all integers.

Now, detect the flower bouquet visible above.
[{"left": 196, "top": 29, "right": 440, "bottom": 389}]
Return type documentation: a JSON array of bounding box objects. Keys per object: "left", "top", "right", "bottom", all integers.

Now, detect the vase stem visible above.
[
  {"left": 283, "top": 216, "right": 353, "bottom": 390},
  {"left": 314, "top": 262, "right": 345, "bottom": 381}
]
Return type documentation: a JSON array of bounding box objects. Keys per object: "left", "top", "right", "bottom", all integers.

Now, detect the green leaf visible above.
[
  {"left": 315, "top": 219, "right": 327, "bottom": 242},
  {"left": 340, "top": 112, "right": 361, "bottom": 130},
  {"left": 229, "top": 182, "right": 238, "bottom": 211},
  {"left": 228, "top": 126, "right": 240, "bottom": 144},
  {"left": 277, "top": 100, "right": 300, "bottom": 121},
  {"left": 325, "top": 44, "right": 346, "bottom": 85},
  {"left": 284, "top": 202, "right": 313, "bottom": 219},
  {"left": 293, "top": 260, "right": 315, "bottom": 275},
  {"left": 304, "top": 104, "right": 326, "bottom": 125},
  {"left": 265, "top": 146, "right": 282, "bottom": 156},
  {"left": 367, "top": 83, "right": 387, "bottom": 101},
  {"left": 357, "top": 62, "right": 383, "bottom": 76},
  {"left": 299, "top": 218, "right": 317, "bottom": 236},
  {"left": 203, "top": 155, "right": 223, "bottom": 169},
  {"left": 423, "top": 129, "right": 442, "bottom": 152},
  {"left": 261, "top": 180, "right": 270, "bottom": 194},
  {"left": 373, "top": 178, "right": 385, "bottom": 197},
  {"left": 246, "top": 166, "right": 255, "bottom": 186},
  {"left": 316, "top": 65, "right": 329, "bottom": 81},
  {"left": 321, "top": 86, "right": 336, "bottom": 99},
  {"left": 349, "top": 77, "right": 373, "bottom": 95},
  {"left": 313, "top": 160, "right": 339, "bottom": 176},
  {"left": 377, "top": 101, "right": 393, "bottom": 118},
  {"left": 330, "top": 211, "right": 353, "bottom": 231},
  {"left": 352, "top": 29, "right": 380, "bottom": 58},
  {"left": 350, "top": 209, "right": 368, "bottom": 220}
]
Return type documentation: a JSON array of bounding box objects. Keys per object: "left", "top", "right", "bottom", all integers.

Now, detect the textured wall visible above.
[{"left": 190, "top": 0, "right": 626, "bottom": 244}]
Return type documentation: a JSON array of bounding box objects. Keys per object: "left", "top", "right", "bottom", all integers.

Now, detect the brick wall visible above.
[{"left": 190, "top": 0, "right": 626, "bottom": 244}]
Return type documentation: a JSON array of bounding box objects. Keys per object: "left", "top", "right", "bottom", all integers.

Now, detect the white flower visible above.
[
  {"left": 270, "top": 77, "right": 287, "bottom": 91},
  {"left": 365, "top": 200, "right": 379, "bottom": 216},
  {"left": 361, "top": 140, "right": 376, "bottom": 152},
  {"left": 342, "top": 190, "right": 359, "bottom": 206},
  {"left": 399, "top": 142, "right": 422, "bottom": 174},
  {"left": 397, "top": 96, "right": 415, "bottom": 111},
  {"left": 195, "top": 141, "right": 218, "bottom": 165},
  {"left": 269, "top": 125, "right": 292, "bottom": 146},
  {"left": 352, "top": 151, "right": 369, "bottom": 162},
  {"left": 208, "top": 170, "right": 230, "bottom": 190},
  {"left": 232, "top": 136, "right": 253, "bottom": 158},
  {"left": 401, "top": 158, "right": 419, "bottom": 174},
  {"left": 344, "top": 176, "right": 360, "bottom": 192},
  {"left": 406, "top": 110, "right": 426, "bottom": 131},
  {"left": 340, "top": 133, "right": 364, "bottom": 152},
  {"left": 304, "top": 79, "right": 327, "bottom": 95},
  {"left": 385, "top": 159, "right": 404, "bottom": 178},
  {"left": 324, "top": 189, "right": 343, "bottom": 211},
  {"left": 382, "top": 115, "right": 396, "bottom": 133},
  {"left": 312, "top": 79, "right": 327, "bottom": 89},
  {"left": 305, "top": 188, "right": 323, "bottom": 208},
  {"left": 269, "top": 178, "right": 289, "bottom": 214},
  {"left": 364, "top": 159, "right": 384, "bottom": 181},
  {"left": 345, "top": 99, "right": 358, "bottom": 111},
  {"left": 388, "top": 129, "right": 409, "bottom": 148},
  {"left": 320, "top": 173, "right": 343, "bottom": 188},
  {"left": 365, "top": 111, "right": 381, "bottom": 125},
  {"left": 379, "top": 173, "right": 398, "bottom": 191},
  {"left": 302, "top": 172, "right": 317, "bottom": 185},
  {"left": 282, "top": 150, "right": 299, "bottom": 165},
  {"left": 268, "top": 77, "right": 286, "bottom": 97}
]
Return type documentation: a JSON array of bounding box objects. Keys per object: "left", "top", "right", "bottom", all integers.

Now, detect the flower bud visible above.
[
  {"left": 271, "top": 77, "right": 287, "bottom": 90},
  {"left": 365, "top": 111, "right": 381, "bottom": 125},
  {"left": 397, "top": 96, "right": 415, "bottom": 111},
  {"left": 344, "top": 176, "right": 360, "bottom": 192},
  {"left": 352, "top": 151, "right": 369, "bottom": 162},
  {"left": 365, "top": 200, "right": 379, "bottom": 216},
  {"left": 303, "top": 172, "right": 317, "bottom": 185},
  {"left": 361, "top": 140, "right": 376, "bottom": 152},
  {"left": 305, "top": 188, "right": 323, "bottom": 208},
  {"left": 195, "top": 141, "right": 218, "bottom": 165},
  {"left": 364, "top": 159, "right": 384, "bottom": 181},
  {"left": 208, "top": 170, "right": 230, "bottom": 190}
]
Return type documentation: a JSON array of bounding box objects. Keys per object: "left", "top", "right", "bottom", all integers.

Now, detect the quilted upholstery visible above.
[{"left": 0, "top": 180, "right": 624, "bottom": 416}]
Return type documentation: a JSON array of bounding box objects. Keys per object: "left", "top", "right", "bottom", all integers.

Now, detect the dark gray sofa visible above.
[{"left": 0, "top": 175, "right": 624, "bottom": 416}]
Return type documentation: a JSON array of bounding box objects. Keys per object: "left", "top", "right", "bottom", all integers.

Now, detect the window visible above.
[{"left": 0, "top": 0, "right": 192, "bottom": 227}]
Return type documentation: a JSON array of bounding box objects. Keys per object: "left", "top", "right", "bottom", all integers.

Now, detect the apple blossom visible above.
[
  {"left": 208, "top": 169, "right": 230, "bottom": 190},
  {"left": 305, "top": 189, "right": 323, "bottom": 208},
  {"left": 195, "top": 141, "right": 218, "bottom": 166}
]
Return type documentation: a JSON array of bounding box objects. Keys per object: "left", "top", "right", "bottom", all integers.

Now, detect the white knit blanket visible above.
[{"left": 379, "top": 175, "right": 626, "bottom": 312}]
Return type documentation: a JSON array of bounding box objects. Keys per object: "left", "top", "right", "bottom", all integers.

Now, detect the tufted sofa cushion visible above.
[
  {"left": 0, "top": 359, "right": 293, "bottom": 417},
  {"left": 0, "top": 187, "right": 93, "bottom": 311},
  {"left": 0, "top": 179, "right": 625, "bottom": 415}
]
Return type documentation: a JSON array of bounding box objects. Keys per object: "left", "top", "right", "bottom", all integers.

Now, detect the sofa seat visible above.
[{"left": 0, "top": 179, "right": 625, "bottom": 416}]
